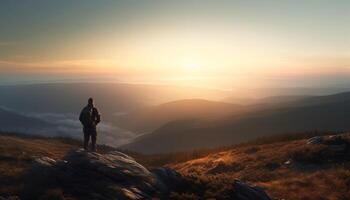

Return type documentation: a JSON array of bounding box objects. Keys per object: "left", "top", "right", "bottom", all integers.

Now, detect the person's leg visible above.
[
  {"left": 83, "top": 128, "right": 90, "bottom": 151},
  {"left": 91, "top": 130, "right": 97, "bottom": 152}
]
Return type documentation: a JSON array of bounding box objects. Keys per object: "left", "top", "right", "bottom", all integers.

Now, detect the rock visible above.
[
  {"left": 22, "top": 149, "right": 180, "bottom": 200},
  {"left": 22, "top": 149, "right": 275, "bottom": 200},
  {"left": 232, "top": 180, "right": 272, "bottom": 200},
  {"left": 22, "top": 157, "right": 61, "bottom": 199},
  {"left": 284, "top": 159, "right": 292, "bottom": 165},
  {"left": 307, "top": 135, "right": 348, "bottom": 146},
  {"left": 294, "top": 134, "right": 350, "bottom": 165},
  {"left": 307, "top": 135, "right": 349, "bottom": 155},
  {"left": 307, "top": 136, "right": 323, "bottom": 145},
  {"left": 34, "top": 156, "right": 57, "bottom": 166},
  {"left": 151, "top": 167, "right": 183, "bottom": 192}
]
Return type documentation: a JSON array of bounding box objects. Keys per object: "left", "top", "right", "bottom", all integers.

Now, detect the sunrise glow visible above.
[{"left": 0, "top": 1, "right": 349, "bottom": 89}]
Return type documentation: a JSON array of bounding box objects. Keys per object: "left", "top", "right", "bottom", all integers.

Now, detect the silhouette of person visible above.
[{"left": 79, "top": 98, "right": 101, "bottom": 152}]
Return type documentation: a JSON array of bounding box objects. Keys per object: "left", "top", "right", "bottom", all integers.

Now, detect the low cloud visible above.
[
  {"left": 0, "top": 107, "right": 136, "bottom": 147},
  {"left": 29, "top": 112, "right": 137, "bottom": 147}
]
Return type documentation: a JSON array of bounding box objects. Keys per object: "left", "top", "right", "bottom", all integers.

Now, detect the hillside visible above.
[
  {"left": 122, "top": 91, "right": 350, "bottom": 154},
  {"left": 0, "top": 134, "right": 139, "bottom": 199},
  {"left": 0, "top": 133, "right": 275, "bottom": 200},
  {"left": 1, "top": 132, "right": 349, "bottom": 200},
  {"left": 0, "top": 108, "right": 52, "bottom": 133},
  {"left": 0, "top": 83, "right": 230, "bottom": 141},
  {"left": 170, "top": 133, "right": 350, "bottom": 200},
  {"left": 116, "top": 91, "right": 350, "bottom": 134},
  {"left": 0, "top": 134, "right": 78, "bottom": 197},
  {"left": 116, "top": 99, "right": 244, "bottom": 133}
]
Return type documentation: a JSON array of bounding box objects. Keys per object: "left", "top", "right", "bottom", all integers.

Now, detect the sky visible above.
[{"left": 0, "top": 0, "right": 349, "bottom": 89}]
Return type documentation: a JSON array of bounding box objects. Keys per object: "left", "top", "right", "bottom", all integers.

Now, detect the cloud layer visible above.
[{"left": 0, "top": 107, "right": 136, "bottom": 147}]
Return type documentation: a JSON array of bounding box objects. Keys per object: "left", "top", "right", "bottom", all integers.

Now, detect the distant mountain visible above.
[
  {"left": 0, "top": 83, "right": 230, "bottom": 123},
  {"left": 226, "top": 87, "right": 350, "bottom": 101},
  {"left": 0, "top": 83, "right": 231, "bottom": 143},
  {"left": 115, "top": 99, "right": 244, "bottom": 133},
  {"left": 0, "top": 107, "right": 52, "bottom": 133},
  {"left": 122, "top": 91, "right": 350, "bottom": 154},
  {"left": 292, "top": 91, "right": 350, "bottom": 107},
  {"left": 255, "top": 95, "right": 312, "bottom": 105}
]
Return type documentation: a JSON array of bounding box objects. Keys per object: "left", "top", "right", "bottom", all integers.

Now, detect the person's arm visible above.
[
  {"left": 79, "top": 109, "right": 83, "bottom": 124},
  {"left": 79, "top": 107, "right": 87, "bottom": 126},
  {"left": 94, "top": 108, "right": 101, "bottom": 124}
]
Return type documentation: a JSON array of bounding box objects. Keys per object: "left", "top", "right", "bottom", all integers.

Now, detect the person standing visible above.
[{"left": 79, "top": 98, "right": 101, "bottom": 152}]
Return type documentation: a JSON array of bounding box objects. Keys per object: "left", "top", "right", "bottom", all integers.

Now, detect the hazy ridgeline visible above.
[
  {"left": 0, "top": 82, "right": 230, "bottom": 146},
  {"left": 0, "top": 82, "right": 349, "bottom": 152}
]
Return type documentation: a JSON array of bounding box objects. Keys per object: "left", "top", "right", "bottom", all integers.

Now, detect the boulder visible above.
[
  {"left": 22, "top": 149, "right": 275, "bottom": 200},
  {"left": 307, "top": 136, "right": 323, "bottom": 145},
  {"left": 22, "top": 149, "right": 180, "bottom": 200},
  {"left": 151, "top": 167, "right": 183, "bottom": 192},
  {"left": 307, "top": 135, "right": 348, "bottom": 146},
  {"left": 291, "top": 134, "right": 350, "bottom": 164},
  {"left": 307, "top": 135, "right": 349, "bottom": 156},
  {"left": 232, "top": 180, "right": 272, "bottom": 200}
]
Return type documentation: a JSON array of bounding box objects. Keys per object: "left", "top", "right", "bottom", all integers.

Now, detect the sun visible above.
[{"left": 183, "top": 62, "right": 201, "bottom": 70}]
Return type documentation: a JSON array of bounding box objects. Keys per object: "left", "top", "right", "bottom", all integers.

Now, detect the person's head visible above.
[{"left": 88, "top": 98, "right": 94, "bottom": 106}]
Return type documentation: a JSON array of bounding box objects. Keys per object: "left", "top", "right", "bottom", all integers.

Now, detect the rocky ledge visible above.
[{"left": 21, "top": 149, "right": 272, "bottom": 200}]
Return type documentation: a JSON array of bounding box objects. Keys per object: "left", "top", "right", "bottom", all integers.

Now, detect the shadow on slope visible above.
[{"left": 122, "top": 97, "right": 350, "bottom": 154}]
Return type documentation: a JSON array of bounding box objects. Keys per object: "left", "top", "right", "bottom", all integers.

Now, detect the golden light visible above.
[{"left": 183, "top": 62, "right": 201, "bottom": 70}]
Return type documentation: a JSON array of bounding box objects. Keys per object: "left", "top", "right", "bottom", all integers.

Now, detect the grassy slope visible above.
[
  {"left": 0, "top": 134, "right": 80, "bottom": 197},
  {"left": 170, "top": 133, "right": 350, "bottom": 200},
  {"left": 1, "top": 132, "right": 350, "bottom": 200},
  {"left": 0, "top": 134, "right": 121, "bottom": 198}
]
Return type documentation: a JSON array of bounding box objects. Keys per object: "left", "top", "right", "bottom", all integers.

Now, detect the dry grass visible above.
[
  {"left": 0, "top": 133, "right": 118, "bottom": 198},
  {"left": 132, "top": 131, "right": 342, "bottom": 168},
  {"left": 170, "top": 133, "right": 350, "bottom": 200},
  {"left": 1, "top": 132, "right": 349, "bottom": 200},
  {"left": 0, "top": 134, "right": 81, "bottom": 197}
]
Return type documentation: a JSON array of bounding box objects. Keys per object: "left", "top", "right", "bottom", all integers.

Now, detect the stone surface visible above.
[
  {"left": 307, "top": 136, "right": 324, "bottom": 145},
  {"left": 22, "top": 149, "right": 179, "bottom": 200},
  {"left": 307, "top": 135, "right": 349, "bottom": 156},
  {"left": 22, "top": 149, "right": 275, "bottom": 200},
  {"left": 233, "top": 180, "right": 272, "bottom": 200},
  {"left": 151, "top": 167, "right": 184, "bottom": 193}
]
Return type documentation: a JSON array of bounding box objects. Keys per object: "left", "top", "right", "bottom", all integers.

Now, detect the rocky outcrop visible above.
[
  {"left": 307, "top": 135, "right": 349, "bottom": 157},
  {"left": 21, "top": 149, "right": 274, "bottom": 200},
  {"left": 307, "top": 136, "right": 324, "bottom": 145},
  {"left": 289, "top": 134, "right": 350, "bottom": 165},
  {"left": 22, "top": 149, "right": 181, "bottom": 200},
  {"left": 232, "top": 180, "right": 272, "bottom": 200}
]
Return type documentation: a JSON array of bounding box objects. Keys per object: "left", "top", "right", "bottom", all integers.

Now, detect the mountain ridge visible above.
[{"left": 122, "top": 91, "right": 350, "bottom": 153}]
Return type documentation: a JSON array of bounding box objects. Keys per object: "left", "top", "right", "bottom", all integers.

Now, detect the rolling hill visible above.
[
  {"left": 0, "top": 107, "right": 52, "bottom": 133},
  {"left": 115, "top": 99, "right": 244, "bottom": 133},
  {"left": 0, "top": 83, "right": 230, "bottom": 115},
  {"left": 0, "top": 83, "right": 230, "bottom": 141},
  {"left": 122, "top": 91, "right": 350, "bottom": 154}
]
